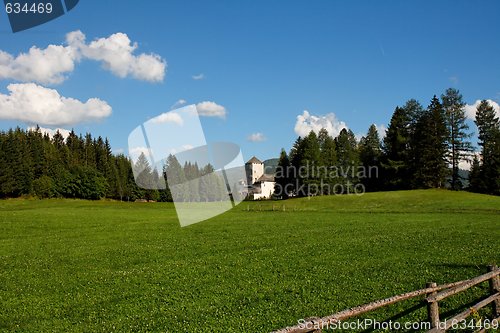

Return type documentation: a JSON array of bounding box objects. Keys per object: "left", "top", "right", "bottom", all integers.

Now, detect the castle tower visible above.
[{"left": 245, "top": 156, "right": 264, "bottom": 185}]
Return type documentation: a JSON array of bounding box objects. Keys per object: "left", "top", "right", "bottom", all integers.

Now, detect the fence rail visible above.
[{"left": 273, "top": 265, "right": 500, "bottom": 333}]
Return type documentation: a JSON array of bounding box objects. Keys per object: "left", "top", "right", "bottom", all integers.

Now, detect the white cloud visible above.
[
  {"left": 129, "top": 146, "right": 153, "bottom": 161},
  {"left": 150, "top": 111, "right": 183, "bottom": 125},
  {"left": 458, "top": 152, "right": 479, "bottom": 171},
  {"left": 0, "top": 45, "right": 77, "bottom": 85},
  {"left": 247, "top": 132, "right": 266, "bottom": 142},
  {"left": 192, "top": 73, "right": 205, "bottom": 80},
  {"left": 375, "top": 124, "right": 387, "bottom": 138},
  {"left": 0, "top": 30, "right": 166, "bottom": 84},
  {"left": 196, "top": 101, "right": 227, "bottom": 118},
  {"left": 28, "top": 126, "right": 71, "bottom": 139},
  {"left": 74, "top": 31, "right": 166, "bottom": 82},
  {"left": 0, "top": 83, "right": 112, "bottom": 126},
  {"left": 170, "top": 99, "right": 187, "bottom": 110},
  {"left": 294, "top": 110, "right": 347, "bottom": 138},
  {"left": 464, "top": 99, "right": 500, "bottom": 120},
  {"left": 459, "top": 159, "right": 471, "bottom": 171}
]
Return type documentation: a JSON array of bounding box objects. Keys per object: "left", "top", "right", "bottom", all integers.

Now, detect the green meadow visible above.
[{"left": 0, "top": 190, "right": 499, "bottom": 332}]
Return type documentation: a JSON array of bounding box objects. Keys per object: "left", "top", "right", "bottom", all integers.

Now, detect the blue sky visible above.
[{"left": 1, "top": 0, "right": 500, "bottom": 162}]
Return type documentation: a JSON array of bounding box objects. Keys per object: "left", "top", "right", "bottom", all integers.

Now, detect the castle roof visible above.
[
  {"left": 256, "top": 174, "right": 275, "bottom": 182},
  {"left": 246, "top": 156, "right": 263, "bottom": 164}
]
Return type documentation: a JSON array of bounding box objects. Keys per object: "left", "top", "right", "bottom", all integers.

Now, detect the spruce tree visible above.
[
  {"left": 441, "top": 88, "right": 472, "bottom": 190},
  {"left": 382, "top": 106, "right": 412, "bottom": 190},
  {"left": 335, "top": 128, "right": 359, "bottom": 193},
  {"left": 359, "top": 124, "right": 382, "bottom": 191},
  {"left": 474, "top": 100, "right": 500, "bottom": 194},
  {"left": 413, "top": 96, "right": 449, "bottom": 188},
  {"left": 274, "top": 148, "right": 292, "bottom": 198}
]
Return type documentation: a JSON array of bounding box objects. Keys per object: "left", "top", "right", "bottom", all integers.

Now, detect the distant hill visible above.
[
  {"left": 458, "top": 169, "right": 470, "bottom": 187},
  {"left": 263, "top": 158, "right": 279, "bottom": 175}
]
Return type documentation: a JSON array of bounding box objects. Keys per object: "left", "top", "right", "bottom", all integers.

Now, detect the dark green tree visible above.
[
  {"left": 473, "top": 100, "right": 500, "bottom": 194},
  {"left": 274, "top": 148, "right": 293, "bottom": 198},
  {"left": 382, "top": 106, "right": 412, "bottom": 190},
  {"left": 359, "top": 124, "right": 382, "bottom": 191},
  {"left": 412, "top": 96, "right": 449, "bottom": 188},
  {"left": 441, "top": 88, "right": 472, "bottom": 190},
  {"left": 335, "top": 128, "right": 359, "bottom": 193}
]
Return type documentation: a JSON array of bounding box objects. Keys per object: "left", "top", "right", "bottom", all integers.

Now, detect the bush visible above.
[
  {"left": 33, "top": 176, "right": 55, "bottom": 199},
  {"left": 71, "top": 166, "right": 108, "bottom": 200}
]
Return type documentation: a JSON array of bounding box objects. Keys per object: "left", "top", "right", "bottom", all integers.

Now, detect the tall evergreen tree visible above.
[
  {"left": 274, "top": 148, "right": 292, "bottom": 198},
  {"left": 301, "top": 131, "right": 321, "bottom": 193},
  {"left": 318, "top": 128, "right": 337, "bottom": 167},
  {"left": 412, "top": 96, "right": 449, "bottom": 188},
  {"left": 318, "top": 128, "right": 337, "bottom": 194},
  {"left": 468, "top": 155, "right": 483, "bottom": 193},
  {"left": 441, "top": 88, "right": 472, "bottom": 190},
  {"left": 335, "top": 128, "right": 359, "bottom": 193},
  {"left": 382, "top": 106, "right": 412, "bottom": 190},
  {"left": 359, "top": 124, "right": 382, "bottom": 191},
  {"left": 472, "top": 100, "right": 500, "bottom": 194}
]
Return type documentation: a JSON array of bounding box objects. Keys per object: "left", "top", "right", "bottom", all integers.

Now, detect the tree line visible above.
[
  {"left": 0, "top": 126, "right": 232, "bottom": 202},
  {"left": 0, "top": 127, "right": 139, "bottom": 200},
  {"left": 275, "top": 88, "right": 500, "bottom": 197},
  {"left": 133, "top": 152, "right": 230, "bottom": 202},
  {"left": 1, "top": 88, "right": 498, "bottom": 201}
]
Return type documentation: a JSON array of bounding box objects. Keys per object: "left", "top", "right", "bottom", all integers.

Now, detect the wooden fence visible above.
[{"left": 273, "top": 265, "right": 500, "bottom": 333}]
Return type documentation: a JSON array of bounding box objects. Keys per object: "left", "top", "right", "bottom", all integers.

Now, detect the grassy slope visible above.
[{"left": 0, "top": 190, "right": 499, "bottom": 332}]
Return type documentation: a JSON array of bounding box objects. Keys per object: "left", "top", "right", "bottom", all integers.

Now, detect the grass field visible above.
[{"left": 0, "top": 190, "right": 499, "bottom": 332}]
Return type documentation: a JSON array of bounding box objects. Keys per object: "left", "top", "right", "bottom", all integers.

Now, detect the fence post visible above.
[
  {"left": 304, "top": 317, "right": 322, "bottom": 333},
  {"left": 488, "top": 265, "right": 500, "bottom": 317},
  {"left": 427, "top": 282, "right": 440, "bottom": 328}
]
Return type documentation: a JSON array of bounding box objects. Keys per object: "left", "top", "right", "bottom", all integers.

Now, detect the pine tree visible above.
[
  {"left": 468, "top": 155, "right": 483, "bottom": 192},
  {"left": 359, "top": 124, "right": 382, "bottom": 191},
  {"left": 165, "top": 154, "right": 189, "bottom": 201},
  {"left": 382, "top": 106, "right": 412, "bottom": 190},
  {"left": 134, "top": 152, "right": 160, "bottom": 201},
  {"left": 274, "top": 148, "right": 292, "bottom": 198},
  {"left": 441, "top": 88, "right": 472, "bottom": 190},
  {"left": 317, "top": 128, "right": 337, "bottom": 194},
  {"left": 318, "top": 128, "right": 336, "bottom": 166},
  {"left": 289, "top": 136, "right": 305, "bottom": 195},
  {"left": 301, "top": 131, "right": 321, "bottom": 194},
  {"left": 474, "top": 100, "right": 500, "bottom": 194},
  {"left": 335, "top": 128, "right": 359, "bottom": 193},
  {"left": 413, "top": 96, "right": 449, "bottom": 188}
]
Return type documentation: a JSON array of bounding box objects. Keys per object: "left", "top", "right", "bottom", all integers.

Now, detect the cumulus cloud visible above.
[
  {"left": 196, "top": 101, "right": 227, "bottom": 118},
  {"left": 192, "top": 73, "right": 205, "bottom": 80},
  {"left": 458, "top": 152, "right": 480, "bottom": 171},
  {"left": 0, "top": 83, "right": 112, "bottom": 126},
  {"left": 28, "top": 126, "right": 71, "bottom": 139},
  {"left": 151, "top": 111, "right": 183, "bottom": 125},
  {"left": 0, "top": 30, "right": 166, "bottom": 84},
  {"left": 464, "top": 99, "right": 500, "bottom": 120},
  {"left": 0, "top": 45, "right": 77, "bottom": 85},
  {"left": 294, "top": 110, "right": 347, "bottom": 138},
  {"left": 247, "top": 132, "right": 266, "bottom": 142},
  {"left": 459, "top": 159, "right": 471, "bottom": 171},
  {"left": 77, "top": 31, "right": 166, "bottom": 82},
  {"left": 171, "top": 99, "right": 187, "bottom": 110},
  {"left": 129, "top": 146, "right": 153, "bottom": 161}
]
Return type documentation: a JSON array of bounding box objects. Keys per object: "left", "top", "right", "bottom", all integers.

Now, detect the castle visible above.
[{"left": 244, "top": 156, "right": 275, "bottom": 200}]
